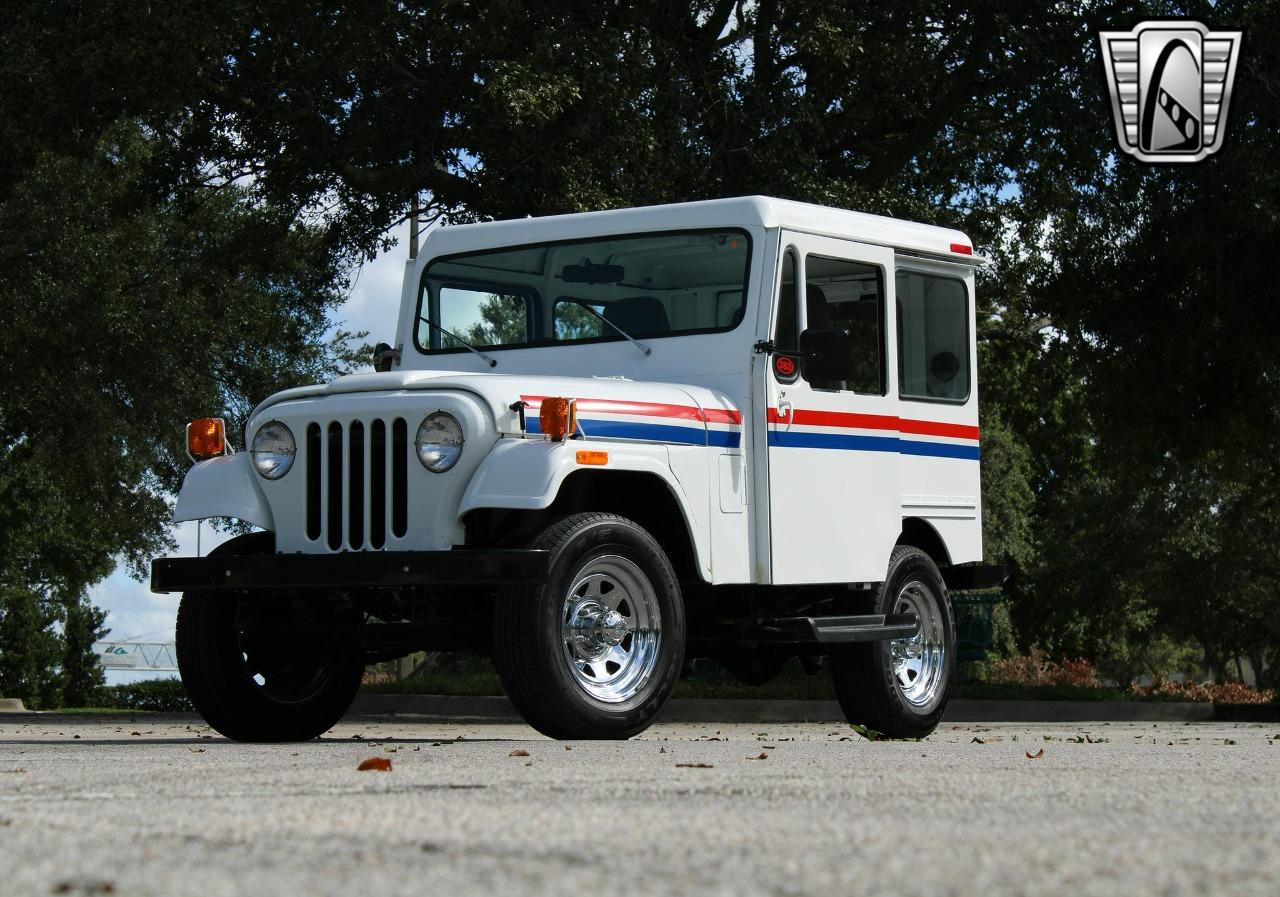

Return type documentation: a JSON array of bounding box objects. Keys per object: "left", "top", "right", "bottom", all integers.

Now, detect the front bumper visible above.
[{"left": 150, "top": 549, "right": 550, "bottom": 594}]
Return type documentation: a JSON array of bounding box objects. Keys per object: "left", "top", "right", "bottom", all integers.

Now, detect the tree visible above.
[
  {"left": 61, "top": 594, "right": 109, "bottom": 708},
  {"left": 3, "top": 0, "right": 1277, "bottom": 687},
  {"left": 0, "top": 586, "right": 61, "bottom": 709}
]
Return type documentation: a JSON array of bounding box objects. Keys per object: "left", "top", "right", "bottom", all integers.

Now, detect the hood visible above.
[{"left": 251, "top": 370, "right": 742, "bottom": 440}]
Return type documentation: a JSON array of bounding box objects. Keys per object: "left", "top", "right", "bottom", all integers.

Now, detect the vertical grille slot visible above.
[
  {"left": 348, "top": 421, "right": 365, "bottom": 549},
  {"left": 306, "top": 423, "right": 321, "bottom": 541},
  {"left": 326, "top": 422, "right": 344, "bottom": 550},
  {"left": 392, "top": 417, "right": 408, "bottom": 538},
  {"left": 299, "top": 415, "right": 408, "bottom": 551},
  {"left": 370, "top": 420, "right": 387, "bottom": 549}
]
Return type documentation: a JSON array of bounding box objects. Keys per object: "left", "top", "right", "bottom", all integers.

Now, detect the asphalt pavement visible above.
[{"left": 1, "top": 715, "right": 1277, "bottom": 896}]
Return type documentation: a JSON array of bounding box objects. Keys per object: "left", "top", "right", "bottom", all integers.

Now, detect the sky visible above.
[{"left": 93, "top": 221, "right": 412, "bottom": 680}]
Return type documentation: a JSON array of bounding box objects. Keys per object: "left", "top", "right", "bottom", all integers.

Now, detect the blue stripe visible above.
[
  {"left": 526, "top": 416, "right": 742, "bottom": 448},
  {"left": 768, "top": 431, "right": 979, "bottom": 460},
  {"left": 899, "top": 440, "right": 981, "bottom": 460},
  {"left": 769, "top": 431, "right": 902, "bottom": 453},
  {"left": 706, "top": 429, "right": 742, "bottom": 448}
]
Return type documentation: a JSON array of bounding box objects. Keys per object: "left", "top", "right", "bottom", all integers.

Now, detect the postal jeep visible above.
[{"left": 153, "top": 196, "right": 1001, "bottom": 741}]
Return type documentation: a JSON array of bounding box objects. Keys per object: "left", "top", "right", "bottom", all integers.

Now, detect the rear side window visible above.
[{"left": 895, "top": 271, "right": 970, "bottom": 402}]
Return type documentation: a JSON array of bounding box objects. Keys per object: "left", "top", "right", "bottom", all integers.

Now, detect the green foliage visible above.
[
  {"left": 1, "top": 0, "right": 1278, "bottom": 689},
  {"left": 0, "top": 586, "right": 62, "bottom": 709},
  {"left": 98, "top": 679, "right": 193, "bottom": 713},
  {"left": 60, "top": 594, "right": 108, "bottom": 708}
]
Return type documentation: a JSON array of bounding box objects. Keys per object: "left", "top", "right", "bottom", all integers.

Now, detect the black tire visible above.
[
  {"left": 829, "top": 545, "right": 955, "bottom": 739},
  {"left": 492, "top": 512, "right": 686, "bottom": 740},
  {"left": 176, "top": 533, "right": 364, "bottom": 742}
]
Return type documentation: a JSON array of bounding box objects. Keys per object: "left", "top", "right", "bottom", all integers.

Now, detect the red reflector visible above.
[
  {"left": 950, "top": 242, "right": 973, "bottom": 255},
  {"left": 775, "top": 356, "right": 797, "bottom": 378}
]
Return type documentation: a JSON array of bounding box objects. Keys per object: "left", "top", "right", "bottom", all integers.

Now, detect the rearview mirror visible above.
[{"left": 799, "top": 329, "right": 855, "bottom": 384}]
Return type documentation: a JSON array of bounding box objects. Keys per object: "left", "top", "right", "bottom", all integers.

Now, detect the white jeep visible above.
[{"left": 153, "top": 196, "right": 1001, "bottom": 741}]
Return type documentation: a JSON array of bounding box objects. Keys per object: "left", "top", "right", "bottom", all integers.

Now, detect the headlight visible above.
[
  {"left": 251, "top": 421, "right": 296, "bottom": 480},
  {"left": 416, "top": 412, "right": 464, "bottom": 472}
]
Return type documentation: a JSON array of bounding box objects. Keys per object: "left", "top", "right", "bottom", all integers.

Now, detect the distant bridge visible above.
[{"left": 93, "top": 642, "right": 179, "bottom": 672}]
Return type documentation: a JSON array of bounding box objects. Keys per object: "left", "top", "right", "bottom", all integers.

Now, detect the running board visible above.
[{"left": 758, "top": 614, "right": 920, "bottom": 644}]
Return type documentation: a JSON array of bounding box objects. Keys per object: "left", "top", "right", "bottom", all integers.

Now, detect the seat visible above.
[
  {"left": 604, "top": 296, "right": 670, "bottom": 335},
  {"left": 805, "top": 285, "right": 843, "bottom": 390}
]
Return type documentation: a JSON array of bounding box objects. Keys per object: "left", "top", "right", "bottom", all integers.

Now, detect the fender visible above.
[
  {"left": 173, "top": 453, "right": 275, "bottom": 532},
  {"left": 459, "top": 437, "right": 711, "bottom": 580}
]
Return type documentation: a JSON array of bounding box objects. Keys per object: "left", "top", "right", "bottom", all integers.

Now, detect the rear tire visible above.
[
  {"left": 492, "top": 513, "right": 685, "bottom": 740},
  {"left": 829, "top": 546, "right": 954, "bottom": 739},
  {"left": 176, "top": 533, "right": 364, "bottom": 742}
]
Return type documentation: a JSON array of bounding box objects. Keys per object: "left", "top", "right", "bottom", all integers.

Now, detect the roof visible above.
[{"left": 419, "top": 196, "right": 979, "bottom": 263}]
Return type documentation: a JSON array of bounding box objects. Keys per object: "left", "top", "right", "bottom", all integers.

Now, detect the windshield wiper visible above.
[
  {"left": 418, "top": 316, "right": 498, "bottom": 367},
  {"left": 565, "top": 299, "right": 651, "bottom": 357}
]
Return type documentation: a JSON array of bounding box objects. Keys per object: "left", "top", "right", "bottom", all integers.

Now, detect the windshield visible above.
[{"left": 415, "top": 229, "right": 751, "bottom": 355}]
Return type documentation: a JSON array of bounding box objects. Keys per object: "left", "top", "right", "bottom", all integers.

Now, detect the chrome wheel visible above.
[
  {"left": 560, "top": 555, "right": 661, "bottom": 703},
  {"left": 889, "top": 580, "right": 947, "bottom": 709}
]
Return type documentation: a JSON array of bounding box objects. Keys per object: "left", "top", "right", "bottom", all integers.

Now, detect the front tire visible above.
[
  {"left": 176, "top": 534, "right": 364, "bottom": 742},
  {"left": 829, "top": 546, "right": 955, "bottom": 739},
  {"left": 493, "top": 513, "right": 686, "bottom": 740}
]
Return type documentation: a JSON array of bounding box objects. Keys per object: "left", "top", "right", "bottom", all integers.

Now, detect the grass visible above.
[{"left": 363, "top": 661, "right": 1207, "bottom": 703}]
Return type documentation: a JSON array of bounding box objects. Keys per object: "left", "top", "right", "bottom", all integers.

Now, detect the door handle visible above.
[{"left": 777, "top": 399, "right": 794, "bottom": 431}]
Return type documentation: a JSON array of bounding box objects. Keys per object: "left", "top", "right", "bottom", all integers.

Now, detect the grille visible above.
[{"left": 305, "top": 418, "right": 409, "bottom": 550}]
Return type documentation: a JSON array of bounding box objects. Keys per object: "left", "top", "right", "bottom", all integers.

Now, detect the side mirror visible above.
[
  {"left": 373, "top": 342, "right": 400, "bottom": 373},
  {"left": 799, "top": 329, "right": 854, "bottom": 384}
]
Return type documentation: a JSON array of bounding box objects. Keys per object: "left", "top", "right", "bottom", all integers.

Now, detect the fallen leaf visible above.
[
  {"left": 51, "top": 880, "right": 115, "bottom": 894},
  {"left": 509, "top": 749, "right": 529, "bottom": 757},
  {"left": 675, "top": 763, "right": 714, "bottom": 768},
  {"left": 564, "top": 745, "right": 572, "bottom": 751},
  {"left": 971, "top": 737, "right": 985, "bottom": 744},
  {"left": 748, "top": 752, "right": 769, "bottom": 760},
  {"left": 1224, "top": 739, "right": 1237, "bottom": 745},
  {"left": 1026, "top": 749, "right": 1045, "bottom": 759},
  {"left": 849, "top": 723, "right": 883, "bottom": 742},
  {"left": 129, "top": 731, "right": 141, "bottom": 737},
  {"left": 188, "top": 748, "right": 205, "bottom": 754},
  {"left": 357, "top": 757, "right": 392, "bottom": 772},
  {"left": 658, "top": 746, "right": 667, "bottom": 754}
]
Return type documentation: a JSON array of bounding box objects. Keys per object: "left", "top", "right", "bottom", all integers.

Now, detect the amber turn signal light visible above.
[
  {"left": 187, "top": 417, "right": 227, "bottom": 462},
  {"left": 575, "top": 450, "right": 608, "bottom": 466},
  {"left": 539, "top": 397, "right": 577, "bottom": 442}
]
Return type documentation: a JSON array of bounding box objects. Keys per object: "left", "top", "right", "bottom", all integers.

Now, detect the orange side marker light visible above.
[
  {"left": 576, "top": 450, "right": 609, "bottom": 466},
  {"left": 539, "top": 397, "right": 577, "bottom": 442},
  {"left": 186, "top": 417, "right": 226, "bottom": 462}
]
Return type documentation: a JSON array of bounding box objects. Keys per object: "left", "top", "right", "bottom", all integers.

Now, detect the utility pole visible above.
[{"left": 409, "top": 192, "right": 419, "bottom": 260}]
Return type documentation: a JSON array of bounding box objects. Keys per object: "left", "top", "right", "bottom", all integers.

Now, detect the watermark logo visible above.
[{"left": 1099, "top": 21, "right": 1242, "bottom": 163}]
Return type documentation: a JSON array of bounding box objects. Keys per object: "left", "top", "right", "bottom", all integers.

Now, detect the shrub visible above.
[
  {"left": 978, "top": 647, "right": 1102, "bottom": 688},
  {"left": 1132, "top": 676, "right": 1275, "bottom": 704},
  {"left": 99, "top": 678, "right": 193, "bottom": 712}
]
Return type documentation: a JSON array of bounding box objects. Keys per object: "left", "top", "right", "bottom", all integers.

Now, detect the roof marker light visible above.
[{"left": 950, "top": 242, "right": 973, "bottom": 255}]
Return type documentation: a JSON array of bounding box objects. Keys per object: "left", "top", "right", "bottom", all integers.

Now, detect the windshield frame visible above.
[{"left": 413, "top": 227, "right": 754, "bottom": 357}]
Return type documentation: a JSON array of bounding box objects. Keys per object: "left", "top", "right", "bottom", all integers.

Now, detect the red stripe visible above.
[
  {"left": 898, "top": 418, "right": 981, "bottom": 440},
  {"left": 768, "top": 407, "right": 979, "bottom": 441},
  {"left": 703, "top": 408, "right": 742, "bottom": 425},
  {"left": 521, "top": 395, "right": 742, "bottom": 426}
]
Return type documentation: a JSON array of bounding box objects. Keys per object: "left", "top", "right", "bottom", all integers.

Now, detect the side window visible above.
[
  {"left": 805, "top": 255, "right": 885, "bottom": 395},
  {"left": 427, "top": 285, "right": 528, "bottom": 349},
  {"left": 895, "top": 271, "right": 970, "bottom": 402},
  {"left": 773, "top": 249, "right": 798, "bottom": 351}
]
